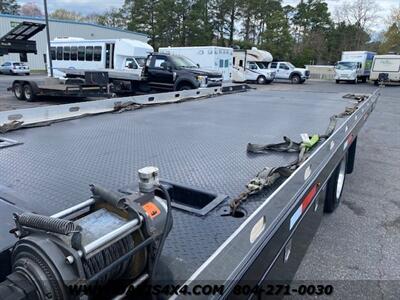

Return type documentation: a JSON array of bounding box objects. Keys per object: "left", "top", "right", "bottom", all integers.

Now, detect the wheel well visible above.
[
  {"left": 290, "top": 72, "right": 301, "bottom": 79},
  {"left": 176, "top": 80, "right": 195, "bottom": 90}
]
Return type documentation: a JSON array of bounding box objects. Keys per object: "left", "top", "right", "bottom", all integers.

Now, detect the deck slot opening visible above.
[{"left": 156, "top": 180, "right": 227, "bottom": 216}]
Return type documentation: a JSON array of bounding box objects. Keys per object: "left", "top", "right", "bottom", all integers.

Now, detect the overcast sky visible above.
[{"left": 19, "top": 0, "right": 398, "bottom": 22}]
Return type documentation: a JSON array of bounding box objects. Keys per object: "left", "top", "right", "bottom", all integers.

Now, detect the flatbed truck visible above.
[
  {"left": 0, "top": 85, "right": 379, "bottom": 299},
  {"left": 9, "top": 53, "right": 224, "bottom": 101}
]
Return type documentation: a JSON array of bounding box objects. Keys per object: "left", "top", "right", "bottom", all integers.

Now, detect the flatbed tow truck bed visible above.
[{"left": 0, "top": 86, "right": 379, "bottom": 299}]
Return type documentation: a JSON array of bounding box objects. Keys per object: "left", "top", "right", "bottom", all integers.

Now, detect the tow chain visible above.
[{"left": 230, "top": 93, "right": 371, "bottom": 215}]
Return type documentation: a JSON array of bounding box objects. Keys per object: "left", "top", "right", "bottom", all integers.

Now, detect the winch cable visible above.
[
  {"left": 229, "top": 92, "right": 374, "bottom": 215},
  {"left": 150, "top": 183, "right": 173, "bottom": 284}
]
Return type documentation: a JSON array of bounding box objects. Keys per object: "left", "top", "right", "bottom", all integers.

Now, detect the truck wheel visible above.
[
  {"left": 374, "top": 81, "right": 379, "bottom": 86},
  {"left": 291, "top": 74, "right": 301, "bottom": 84},
  {"left": 361, "top": 77, "right": 367, "bottom": 83},
  {"left": 23, "top": 84, "right": 36, "bottom": 102},
  {"left": 336, "top": 80, "right": 340, "bottom": 84},
  {"left": 324, "top": 155, "right": 347, "bottom": 213},
  {"left": 13, "top": 82, "right": 25, "bottom": 100},
  {"left": 257, "top": 76, "right": 266, "bottom": 84}
]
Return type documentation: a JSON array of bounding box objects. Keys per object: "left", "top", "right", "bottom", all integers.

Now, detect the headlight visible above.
[{"left": 196, "top": 75, "right": 208, "bottom": 87}]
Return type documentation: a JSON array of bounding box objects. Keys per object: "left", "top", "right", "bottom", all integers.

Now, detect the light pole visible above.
[{"left": 43, "top": 0, "right": 53, "bottom": 77}]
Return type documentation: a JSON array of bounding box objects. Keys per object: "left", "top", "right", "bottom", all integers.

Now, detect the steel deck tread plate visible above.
[{"left": 0, "top": 89, "right": 353, "bottom": 281}]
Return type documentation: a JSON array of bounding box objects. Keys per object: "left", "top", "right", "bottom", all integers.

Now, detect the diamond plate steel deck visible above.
[{"left": 0, "top": 88, "right": 359, "bottom": 282}]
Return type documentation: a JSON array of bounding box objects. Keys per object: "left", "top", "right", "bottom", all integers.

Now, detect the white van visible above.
[
  {"left": 50, "top": 38, "right": 154, "bottom": 77},
  {"left": 232, "top": 47, "right": 275, "bottom": 84},
  {"left": 158, "top": 46, "right": 232, "bottom": 81},
  {"left": 370, "top": 54, "right": 400, "bottom": 84}
]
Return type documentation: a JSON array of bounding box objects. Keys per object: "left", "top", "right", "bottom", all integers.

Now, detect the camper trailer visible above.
[
  {"left": 232, "top": 47, "right": 275, "bottom": 84},
  {"left": 370, "top": 54, "right": 400, "bottom": 85},
  {"left": 49, "top": 38, "right": 154, "bottom": 77},
  {"left": 158, "top": 46, "right": 232, "bottom": 81}
]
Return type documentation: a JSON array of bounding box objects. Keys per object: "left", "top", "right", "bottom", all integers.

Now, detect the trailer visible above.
[
  {"left": 159, "top": 46, "right": 233, "bottom": 81},
  {"left": 0, "top": 85, "right": 379, "bottom": 299},
  {"left": 370, "top": 54, "right": 400, "bottom": 85}
]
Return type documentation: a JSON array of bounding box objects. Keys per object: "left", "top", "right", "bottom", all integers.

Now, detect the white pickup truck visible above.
[{"left": 268, "top": 61, "right": 310, "bottom": 84}]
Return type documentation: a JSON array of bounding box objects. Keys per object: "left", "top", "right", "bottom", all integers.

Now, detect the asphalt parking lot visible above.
[{"left": 0, "top": 77, "right": 398, "bottom": 298}]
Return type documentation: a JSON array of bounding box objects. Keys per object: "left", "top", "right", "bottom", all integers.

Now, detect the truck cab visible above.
[
  {"left": 268, "top": 61, "right": 310, "bottom": 84},
  {"left": 142, "top": 53, "right": 223, "bottom": 91},
  {"left": 334, "top": 61, "right": 362, "bottom": 84}
]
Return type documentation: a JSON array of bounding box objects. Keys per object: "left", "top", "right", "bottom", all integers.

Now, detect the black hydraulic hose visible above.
[{"left": 151, "top": 184, "right": 173, "bottom": 283}]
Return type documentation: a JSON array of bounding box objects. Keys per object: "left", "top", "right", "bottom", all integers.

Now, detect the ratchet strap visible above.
[{"left": 229, "top": 92, "right": 374, "bottom": 215}]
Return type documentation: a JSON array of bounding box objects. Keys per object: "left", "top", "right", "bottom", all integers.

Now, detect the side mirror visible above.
[{"left": 196, "top": 63, "right": 200, "bottom": 68}]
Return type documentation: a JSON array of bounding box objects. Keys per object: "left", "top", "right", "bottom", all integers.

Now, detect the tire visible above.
[
  {"left": 25, "top": 73, "right": 30, "bottom": 76},
  {"left": 291, "top": 74, "right": 301, "bottom": 84},
  {"left": 13, "top": 82, "right": 25, "bottom": 100},
  {"left": 336, "top": 80, "right": 340, "bottom": 84},
  {"left": 23, "top": 84, "right": 36, "bottom": 102},
  {"left": 374, "top": 80, "right": 379, "bottom": 86},
  {"left": 361, "top": 77, "right": 367, "bottom": 83},
  {"left": 324, "top": 155, "right": 347, "bottom": 213},
  {"left": 178, "top": 85, "right": 193, "bottom": 91},
  {"left": 257, "top": 76, "right": 266, "bottom": 84}
]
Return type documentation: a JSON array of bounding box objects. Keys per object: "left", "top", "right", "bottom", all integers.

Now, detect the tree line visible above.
[{"left": 1, "top": 0, "right": 399, "bottom": 66}]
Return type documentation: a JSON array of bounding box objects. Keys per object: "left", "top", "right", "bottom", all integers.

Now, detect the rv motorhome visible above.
[
  {"left": 49, "top": 38, "right": 154, "bottom": 78},
  {"left": 158, "top": 46, "right": 232, "bottom": 81},
  {"left": 232, "top": 47, "right": 275, "bottom": 84}
]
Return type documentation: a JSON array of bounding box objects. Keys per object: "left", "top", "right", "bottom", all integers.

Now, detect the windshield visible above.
[
  {"left": 135, "top": 57, "right": 146, "bottom": 67},
  {"left": 170, "top": 56, "right": 198, "bottom": 69},
  {"left": 286, "top": 62, "right": 295, "bottom": 69},
  {"left": 255, "top": 62, "right": 269, "bottom": 69},
  {"left": 336, "top": 62, "right": 357, "bottom": 70}
]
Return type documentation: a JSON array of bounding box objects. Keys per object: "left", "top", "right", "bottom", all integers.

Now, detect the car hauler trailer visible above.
[{"left": 0, "top": 85, "right": 379, "bottom": 299}]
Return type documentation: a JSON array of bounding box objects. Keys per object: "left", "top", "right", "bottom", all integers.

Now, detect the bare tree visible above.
[
  {"left": 334, "top": 0, "right": 380, "bottom": 29},
  {"left": 20, "top": 2, "right": 43, "bottom": 17},
  {"left": 334, "top": 0, "right": 380, "bottom": 48}
]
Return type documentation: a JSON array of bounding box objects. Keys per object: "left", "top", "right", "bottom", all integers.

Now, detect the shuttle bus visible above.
[{"left": 49, "top": 38, "right": 153, "bottom": 78}]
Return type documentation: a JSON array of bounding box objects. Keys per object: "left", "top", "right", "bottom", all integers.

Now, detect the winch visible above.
[{"left": 0, "top": 166, "right": 172, "bottom": 300}]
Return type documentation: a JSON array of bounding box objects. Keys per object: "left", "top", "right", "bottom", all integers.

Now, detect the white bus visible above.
[
  {"left": 49, "top": 38, "right": 154, "bottom": 78},
  {"left": 159, "top": 46, "right": 232, "bottom": 81}
]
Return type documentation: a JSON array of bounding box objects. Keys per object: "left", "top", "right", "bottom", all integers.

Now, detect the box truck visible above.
[
  {"left": 159, "top": 46, "right": 232, "bottom": 81},
  {"left": 334, "top": 51, "right": 375, "bottom": 83}
]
